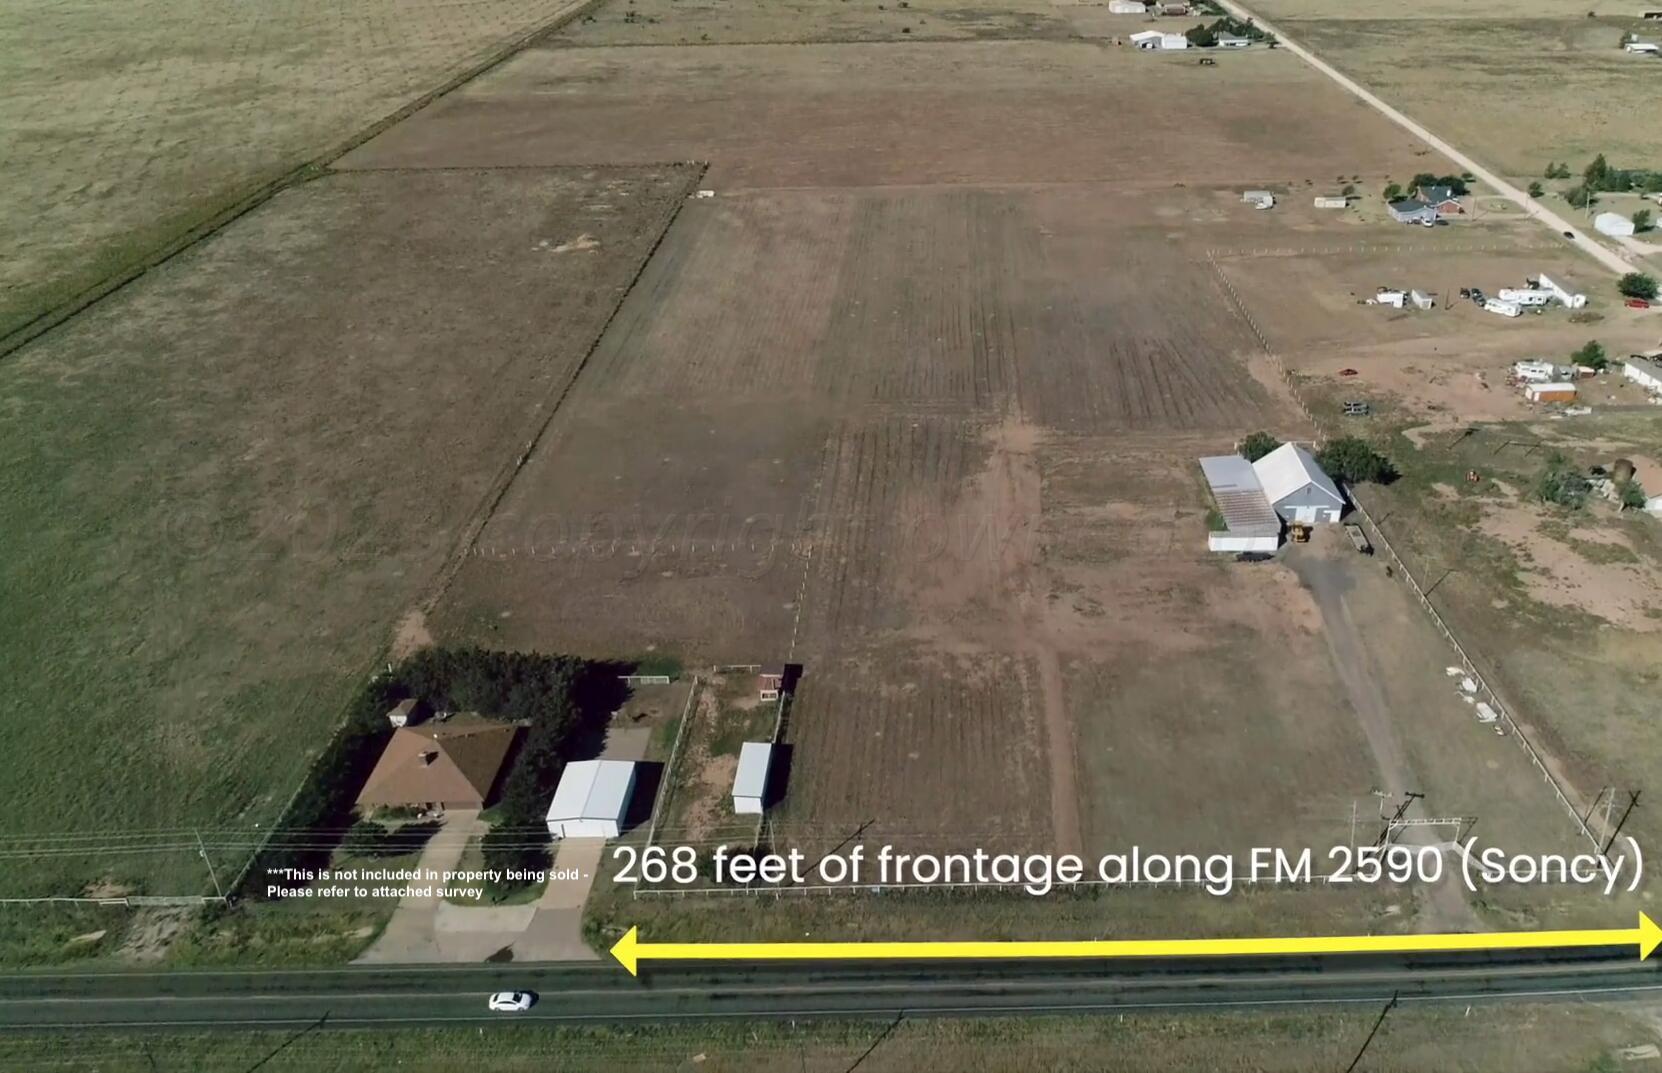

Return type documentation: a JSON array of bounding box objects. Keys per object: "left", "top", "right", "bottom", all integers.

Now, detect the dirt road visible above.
[
  {"left": 1223, "top": 0, "right": 1640, "bottom": 280},
  {"left": 1288, "top": 532, "right": 1481, "bottom": 933}
]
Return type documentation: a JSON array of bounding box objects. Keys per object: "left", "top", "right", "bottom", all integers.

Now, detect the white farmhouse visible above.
[
  {"left": 1253, "top": 443, "right": 1345, "bottom": 525},
  {"left": 1595, "top": 211, "right": 1636, "bottom": 238},
  {"left": 732, "top": 742, "right": 774, "bottom": 815},
  {"left": 545, "top": 759, "right": 637, "bottom": 839}
]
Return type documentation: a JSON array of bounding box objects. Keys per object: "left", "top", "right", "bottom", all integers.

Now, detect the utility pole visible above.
[{"left": 196, "top": 828, "right": 225, "bottom": 900}]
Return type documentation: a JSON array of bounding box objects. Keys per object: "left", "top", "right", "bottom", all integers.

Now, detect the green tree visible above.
[
  {"left": 1527, "top": 181, "right": 1544, "bottom": 198},
  {"left": 1543, "top": 162, "right": 1559, "bottom": 179},
  {"left": 1565, "top": 185, "right": 1596, "bottom": 210},
  {"left": 1584, "top": 153, "right": 1611, "bottom": 189},
  {"left": 1634, "top": 208, "right": 1654, "bottom": 233},
  {"left": 1239, "top": 431, "right": 1282, "bottom": 461},
  {"left": 1644, "top": 173, "right": 1662, "bottom": 193},
  {"left": 1570, "top": 340, "right": 1607, "bottom": 371},
  {"left": 1618, "top": 480, "right": 1647, "bottom": 511},
  {"left": 1382, "top": 182, "right": 1402, "bottom": 202},
  {"left": 1619, "top": 273, "right": 1659, "bottom": 300},
  {"left": 1535, "top": 453, "right": 1590, "bottom": 509},
  {"left": 1185, "top": 23, "right": 1216, "bottom": 46},
  {"left": 1316, "top": 437, "right": 1396, "bottom": 484},
  {"left": 1341, "top": 183, "right": 1357, "bottom": 196}
]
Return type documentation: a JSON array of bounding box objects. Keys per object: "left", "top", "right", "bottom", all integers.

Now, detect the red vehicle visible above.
[{"left": 1627, "top": 298, "right": 1651, "bottom": 309}]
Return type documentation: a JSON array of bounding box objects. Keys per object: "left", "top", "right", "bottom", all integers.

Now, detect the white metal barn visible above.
[
  {"left": 1109, "top": 0, "right": 1148, "bottom": 12},
  {"left": 732, "top": 742, "right": 774, "bottom": 815},
  {"left": 1199, "top": 454, "right": 1282, "bottom": 553},
  {"left": 1595, "top": 212, "right": 1636, "bottom": 238},
  {"left": 1252, "top": 444, "right": 1345, "bottom": 525},
  {"left": 545, "top": 759, "right": 637, "bottom": 839}
]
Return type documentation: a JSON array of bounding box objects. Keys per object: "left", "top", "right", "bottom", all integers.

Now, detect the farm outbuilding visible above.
[
  {"left": 1216, "top": 32, "right": 1250, "bottom": 47},
  {"left": 1525, "top": 382, "right": 1577, "bottom": 404},
  {"left": 1623, "top": 40, "right": 1660, "bottom": 53},
  {"left": 1130, "top": 30, "right": 1188, "bottom": 49},
  {"left": 732, "top": 741, "right": 774, "bottom": 815},
  {"left": 1313, "top": 195, "right": 1347, "bottom": 209},
  {"left": 1199, "top": 454, "right": 1283, "bottom": 554},
  {"left": 545, "top": 759, "right": 637, "bottom": 839},
  {"left": 1410, "top": 289, "right": 1435, "bottom": 310},
  {"left": 1254, "top": 443, "right": 1345, "bottom": 525},
  {"left": 1108, "top": 0, "right": 1147, "bottom": 12},
  {"left": 1595, "top": 212, "right": 1636, "bottom": 238},
  {"left": 1625, "top": 356, "right": 1662, "bottom": 395},
  {"left": 1537, "top": 272, "right": 1588, "bottom": 308},
  {"left": 1242, "top": 190, "right": 1275, "bottom": 209}
]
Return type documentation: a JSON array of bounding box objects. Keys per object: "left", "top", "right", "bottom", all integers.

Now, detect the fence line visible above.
[
  {"left": 643, "top": 676, "right": 702, "bottom": 852},
  {"left": 0, "top": 895, "right": 225, "bottom": 908}
]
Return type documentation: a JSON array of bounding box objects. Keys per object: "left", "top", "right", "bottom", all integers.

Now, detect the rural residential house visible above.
[
  {"left": 1414, "top": 184, "right": 1465, "bottom": 215},
  {"left": 545, "top": 759, "right": 638, "bottom": 839},
  {"left": 1387, "top": 198, "right": 1438, "bottom": 225},
  {"left": 356, "top": 717, "right": 517, "bottom": 812},
  {"left": 1255, "top": 443, "right": 1345, "bottom": 524},
  {"left": 1216, "top": 32, "right": 1250, "bottom": 47},
  {"left": 1625, "top": 356, "right": 1662, "bottom": 396}
]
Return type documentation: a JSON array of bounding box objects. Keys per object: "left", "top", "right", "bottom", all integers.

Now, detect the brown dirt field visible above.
[
  {"left": 1, "top": 0, "right": 598, "bottom": 339},
  {"left": 0, "top": 165, "right": 695, "bottom": 895},
  {"left": 339, "top": 40, "right": 1432, "bottom": 189}
]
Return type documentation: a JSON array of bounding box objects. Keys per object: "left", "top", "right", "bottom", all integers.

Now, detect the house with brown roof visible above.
[{"left": 355, "top": 717, "right": 518, "bottom": 812}]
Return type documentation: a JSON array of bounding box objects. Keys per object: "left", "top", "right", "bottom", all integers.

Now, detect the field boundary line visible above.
[
  {"left": 0, "top": 0, "right": 608, "bottom": 361},
  {"left": 418, "top": 161, "right": 709, "bottom": 615}
]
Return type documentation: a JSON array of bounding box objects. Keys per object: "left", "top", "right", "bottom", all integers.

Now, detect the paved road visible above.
[
  {"left": 0, "top": 949, "right": 1658, "bottom": 1031},
  {"left": 1223, "top": 0, "right": 1641, "bottom": 279}
]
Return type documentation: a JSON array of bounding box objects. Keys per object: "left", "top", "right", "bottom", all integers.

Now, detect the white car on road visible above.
[{"left": 488, "top": 991, "right": 535, "bottom": 1013}]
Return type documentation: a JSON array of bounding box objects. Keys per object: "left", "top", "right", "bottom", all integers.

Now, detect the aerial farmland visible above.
[{"left": 5, "top": 9, "right": 1662, "bottom": 1070}]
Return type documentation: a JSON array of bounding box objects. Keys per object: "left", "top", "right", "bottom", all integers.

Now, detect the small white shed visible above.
[
  {"left": 732, "top": 742, "right": 774, "bottom": 815},
  {"left": 1109, "top": 0, "right": 1147, "bottom": 12},
  {"left": 545, "top": 759, "right": 637, "bottom": 839},
  {"left": 1252, "top": 443, "right": 1345, "bottom": 525}
]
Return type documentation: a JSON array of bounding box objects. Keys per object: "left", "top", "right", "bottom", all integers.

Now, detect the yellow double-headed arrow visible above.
[{"left": 609, "top": 912, "right": 1661, "bottom": 976}]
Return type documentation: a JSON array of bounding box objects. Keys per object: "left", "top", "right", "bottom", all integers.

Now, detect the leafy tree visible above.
[
  {"left": 1239, "top": 431, "right": 1281, "bottom": 461},
  {"left": 1618, "top": 480, "right": 1647, "bottom": 511},
  {"left": 1185, "top": 23, "right": 1216, "bottom": 46},
  {"left": 1634, "top": 209, "right": 1654, "bottom": 233},
  {"left": 1570, "top": 340, "right": 1607, "bottom": 371},
  {"left": 480, "top": 825, "right": 550, "bottom": 897},
  {"left": 1341, "top": 183, "right": 1356, "bottom": 196},
  {"left": 1565, "top": 185, "right": 1596, "bottom": 210},
  {"left": 1584, "top": 153, "right": 1611, "bottom": 189},
  {"left": 1645, "top": 173, "right": 1662, "bottom": 194},
  {"left": 1527, "top": 181, "right": 1544, "bottom": 198},
  {"left": 1535, "top": 453, "right": 1590, "bottom": 509},
  {"left": 1382, "top": 182, "right": 1402, "bottom": 202},
  {"left": 1619, "top": 273, "right": 1659, "bottom": 300},
  {"left": 1316, "top": 437, "right": 1396, "bottom": 484}
]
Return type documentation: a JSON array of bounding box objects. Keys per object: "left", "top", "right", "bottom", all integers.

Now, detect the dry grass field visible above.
[
  {"left": 0, "top": 0, "right": 600, "bottom": 340},
  {"left": 11, "top": 1004, "right": 1656, "bottom": 1073},
  {"left": 0, "top": 165, "right": 696, "bottom": 897},
  {"left": 1243, "top": 0, "right": 1662, "bottom": 183}
]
